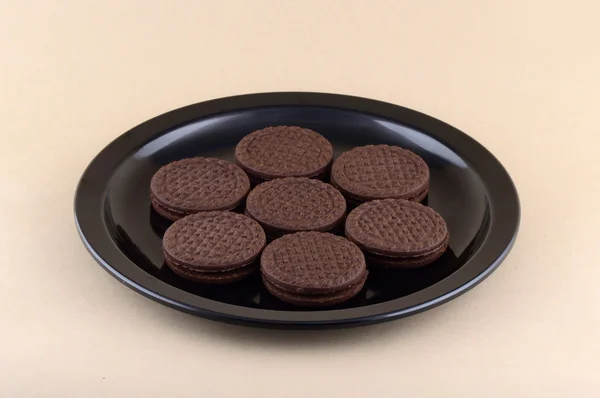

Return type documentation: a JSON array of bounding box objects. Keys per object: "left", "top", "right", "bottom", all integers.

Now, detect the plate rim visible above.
[{"left": 74, "top": 91, "right": 520, "bottom": 329}]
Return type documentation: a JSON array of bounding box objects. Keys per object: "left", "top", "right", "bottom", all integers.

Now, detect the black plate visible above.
[{"left": 75, "top": 92, "right": 519, "bottom": 329}]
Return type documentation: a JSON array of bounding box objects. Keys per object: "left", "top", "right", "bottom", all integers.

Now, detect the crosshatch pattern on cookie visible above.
[
  {"left": 151, "top": 157, "right": 250, "bottom": 211},
  {"left": 261, "top": 232, "right": 366, "bottom": 294},
  {"left": 163, "top": 212, "right": 266, "bottom": 269},
  {"left": 235, "top": 126, "right": 333, "bottom": 177},
  {"left": 345, "top": 199, "right": 448, "bottom": 256},
  {"left": 246, "top": 178, "right": 346, "bottom": 230},
  {"left": 332, "top": 145, "right": 429, "bottom": 199}
]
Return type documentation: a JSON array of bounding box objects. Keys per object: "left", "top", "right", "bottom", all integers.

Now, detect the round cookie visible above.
[
  {"left": 235, "top": 126, "right": 333, "bottom": 182},
  {"left": 260, "top": 232, "right": 367, "bottom": 306},
  {"left": 331, "top": 145, "right": 429, "bottom": 203},
  {"left": 345, "top": 199, "right": 449, "bottom": 268},
  {"left": 162, "top": 211, "right": 266, "bottom": 284},
  {"left": 245, "top": 177, "right": 346, "bottom": 238},
  {"left": 150, "top": 157, "right": 250, "bottom": 221}
]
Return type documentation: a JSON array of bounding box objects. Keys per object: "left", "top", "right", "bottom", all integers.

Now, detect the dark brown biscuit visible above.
[
  {"left": 263, "top": 273, "right": 367, "bottom": 307},
  {"left": 162, "top": 211, "right": 266, "bottom": 284},
  {"left": 167, "top": 261, "right": 258, "bottom": 284},
  {"left": 235, "top": 126, "right": 333, "bottom": 181},
  {"left": 150, "top": 194, "right": 188, "bottom": 222},
  {"left": 150, "top": 157, "right": 250, "bottom": 221},
  {"left": 331, "top": 145, "right": 429, "bottom": 203},
  {"left": 245, "top": 178, "right": 346, "bottom": 237},
  {"left": 261, "top": 232, "right": 366, "bottom": 298},
  {"left": 345, "top": 199, "right": 449, "bottom": 268},
  {"left": 365, "top": 239, "right": 449, "bottom": 269}
]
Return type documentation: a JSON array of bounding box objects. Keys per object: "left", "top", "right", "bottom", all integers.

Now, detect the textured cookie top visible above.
[
  {"left": 150, "top": 157, "right": 250, "bottom": 212},
  {"left": 345, "top": 199, "right": 448, "bottom": 256},
  {"left": 331, "top": 145, "right": 429, "bottom": 201},
  {"left": 261, "top": 232, "right": 366, "bottom": 294},
  {"left": 163, "top": 212, "right": 266, "bottom": 269},
  {"left": 245, "top": 178, "right": 346, "bottom": 232},
  {"left": 235, "top": 126, "right": 333, "bottom": 179}
]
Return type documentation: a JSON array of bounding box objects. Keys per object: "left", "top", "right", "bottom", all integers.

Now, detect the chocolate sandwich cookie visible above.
[
  {"left": 331, "top": 145, "right": 429, "bottom": 204},
  {"left": 235, "top": 126, "right": 333, "bottom": 183},
  {"left": 162, "top": 211, "right": 266, "bottom": 284},
  {"left": 260, "top": 232, "right": 367, "bottom": 306},
  {"left": 245, "top": 177, "right": 346, "bottom": 239},
  {"left": 150, "top": 157, "right": 250, "bottom": 221},
  {"left": 345, "top": 199, "right": 449, "bottom": 268}
]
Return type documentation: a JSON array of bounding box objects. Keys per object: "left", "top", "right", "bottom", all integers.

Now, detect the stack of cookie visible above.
[
  {"left": 331, "top": 145, "right": 430, "bottom": 205},
  {"left": 150, "top": 157, "right": 250, "bottom": 221},
  {"left": 162, "top": 212, "right": 265, "bottom": 283},
  {"left": 150, "top": 125, "right": 449, "bottom": 307},
  {"left": 260, "top": 232, "right": 367, "bottom": 306},
  {"left": 345, "top": 199, "right": 449, "bottom": 268},
  {"left": 235, "top": 126, "right": 333, "bottom": 184},
  {"left": 244, "top": 177, "right": 346, "bottom": 239}
]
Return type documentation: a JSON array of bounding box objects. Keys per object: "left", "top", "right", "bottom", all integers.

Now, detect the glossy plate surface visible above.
[{"left": 75, "top": 92, "right": 519, "bottom": 329}]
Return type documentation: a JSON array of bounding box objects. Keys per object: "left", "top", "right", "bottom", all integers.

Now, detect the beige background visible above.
[{"left": 1, "top": 1, "right": 599, "bottom": 397}]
